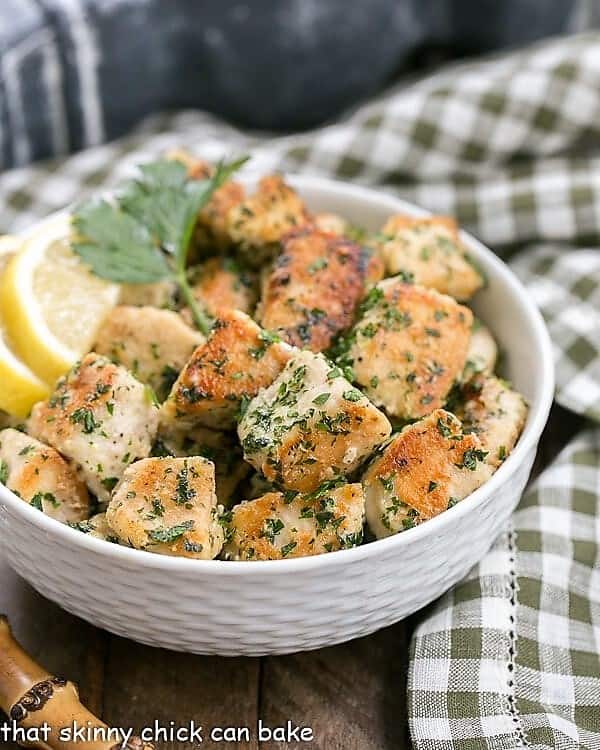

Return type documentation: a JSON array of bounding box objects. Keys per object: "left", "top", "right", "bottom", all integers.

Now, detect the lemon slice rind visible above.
[
  {"left": 0, "top": 213, "right": 120, "bottom": 385},
  {"left": 0, "top": 235, "right": 50, "bottom": 417}
]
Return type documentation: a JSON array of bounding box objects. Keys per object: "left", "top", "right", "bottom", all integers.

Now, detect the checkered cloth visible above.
[{"left": 1, "top": 31, "right": 599, "bottom": 749}]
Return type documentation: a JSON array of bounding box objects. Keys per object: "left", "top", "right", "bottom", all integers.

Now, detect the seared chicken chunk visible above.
[
  {"left": 462, "top": 321, "right": 498, "bottom": 381},
  {"left": 362, "top": 409, "right": 492, "bottom": 538},
  {"left": 259, "top": 227, "right": 382, "bottom": 352},
  {"left": 223, "top": 481, "right": 365, "bottom": 560},
  {"left": 166, "top": 149, "right": 246, "bottom": 252},
  {"left": 456, "top": 375, "right": 528, "bottom": 468},
  {"left": 106, "top": 457, "right": 223, "bottom": 559},
  {"left": 228, "top": 175, "right": 310, "bottom": 265},
  {"left": 186, "top": 257, "right": 258, "bottom": 317},
  {"left": 154, "top": 424, "right": 250, "bottom": 506},
  {"left": 0, "top": 411, "right": 26, "bottom": 431},
  {"left": 375, "top": 216, "right": 484, "bottom": 300},
  {"left": 69, "top": 513, "right": 119, "bottom": 542},
  {"left": 119, "top": 280, "right": 178, "bottom": 309},
  {"left": 344, "top": 279, "right": 472, "bottom": 420},
  {"left": 29, "top": 353, "right": 159, "bottom": 503},
  {"left": 161, "top": 309, "right": 293, "bottom": 431},
  {"left": 94, "top": 306, "right": 204, "bottom": 400},
  {"left": 0, "top": 428, "right": 90, "bottom": 523},
  {"left": 238, "top": 350, "right": 391, "bottom": 492},
  {"left": 313, "top": 212, "right": 349, "bottom": 235}
]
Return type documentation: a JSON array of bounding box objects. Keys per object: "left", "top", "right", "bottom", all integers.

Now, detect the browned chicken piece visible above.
[
  {"left": 154, "top": 423, "right": 250, "bottom": 507},
  {"left": 185, "top": 257, "right": 258, "bottom": 318},
  {"left": 166, "top": 148, "right": 246, "bottom": 252},
  {"left": 238, "top": 350, "right": 391, "bottom": 493},
  {"left": 313, "top": 212, "right": 350, "bottom": 235},
  {"left": 362, "top": 409, "right": 492, "bottom": 538},
  {"left": 227, "top": 174, "right": 311, "bottom": 265},
  {"left": 106, "top": 456, "right": 223, "bottom": 559},
  {"left": 456, "top": 375, "right": 528, "bottom": 468},
  {"left": 313, "top": 213, "right": 384, "bottom": 282},
  {"left": 119, "top": 280, "right": 178, "bottom": 309},
  {"left": 223, "top": 482, "right": 365, "bottom": 560},
  {"left": 345, "top": 279, "right": 473, "bottom": 420},
  {"left": 462, "top": 320, "right": 498, "bottom": 381},
  {"left": 94, "top": 306, "right": 204, "bottom": 401},
  {"left": 259, "top": 227, "right": 383, "bottom": 352},
  {"left": 375, "top": 215, "right": 484, "bottom": 301},
  {"left": 160, "top": 309, "right": 294, "bottom": 431},
  {"left": 0, "top": 411, "right": 26, "bottom": 431},
  {"left": 28, "top": 353, "right": 159, "bottom": 503},
  {"left": 0, "top": 428, "right": 90, "bottom": 523},
  {"left": 69, "top": 512, "right": 120, "bottom": 542}
]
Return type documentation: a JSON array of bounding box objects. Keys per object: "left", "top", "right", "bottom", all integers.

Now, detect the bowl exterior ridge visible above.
[
  {"left": 0, "top": 177, "right": 553, "bottom": 655},
  {"left": 0, "top": 447, "right": 534, "bottom": 655}
]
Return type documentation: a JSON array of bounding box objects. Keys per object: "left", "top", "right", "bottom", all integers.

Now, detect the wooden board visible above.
[{"left": 0, "top": 405, "right": 584, "bottom": 750}]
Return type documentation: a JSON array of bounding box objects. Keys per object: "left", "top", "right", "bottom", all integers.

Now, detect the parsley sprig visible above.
[{"left": 72, "top": 156, "right": 248, "bottom": 335}]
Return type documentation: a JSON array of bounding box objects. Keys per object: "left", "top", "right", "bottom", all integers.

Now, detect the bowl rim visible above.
[{"left": 0, "top": 175, "right": 555, "bottom": 575}]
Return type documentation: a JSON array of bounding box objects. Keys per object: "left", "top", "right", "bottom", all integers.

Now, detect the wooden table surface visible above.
[{"left": 0, "top": 405, "right": 583, "bottom": 750}]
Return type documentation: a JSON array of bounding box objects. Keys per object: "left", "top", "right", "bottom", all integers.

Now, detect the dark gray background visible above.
[{"left": 1, "top": 0, "right": 598, "bottom": 168}]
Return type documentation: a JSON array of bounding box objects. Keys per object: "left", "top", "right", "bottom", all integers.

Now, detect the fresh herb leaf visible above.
[
  {"left": 70, "top": 407, "right": 100, "bottom": 434},
  {"left": 456, "top": 448, "right": 488, "bottom": 471},
  {"left": 149, "top": 520, "right": 195, "bottom": 544},
  {"left": 73, "top": 201, "right": 170, "bottom": 284},
  {"left": 280, "top": 541, "right": 297, "bottom": 557},
  {"left": 72, "top": 156, "right": 248, "bottom": 335},
  {"left": 0, "top": 460, "right": 8, "bottom": 485}
]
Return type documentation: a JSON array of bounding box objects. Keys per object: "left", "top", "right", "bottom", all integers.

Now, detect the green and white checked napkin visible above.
[{"left": 1, "top": 31, "right": 599, "bottom": 750}]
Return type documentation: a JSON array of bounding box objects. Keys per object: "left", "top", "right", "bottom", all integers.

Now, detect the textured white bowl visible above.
[{"left": 0, "top": 177, "right": 554, "bottom": 656}]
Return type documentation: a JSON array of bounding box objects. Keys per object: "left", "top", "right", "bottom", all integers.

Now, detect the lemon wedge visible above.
[
  {"left": 0, "top": 214, "right": 120, "bottom": 385},
  {"left": 0, "top": 236, "right": 50, "bottom": 417}
]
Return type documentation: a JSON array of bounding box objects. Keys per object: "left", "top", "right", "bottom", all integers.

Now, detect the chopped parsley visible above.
[
  {"left": 72, "top": 156, "right": 248, "bottom": 335},
  {"left": 280, "top": 541, "right": 297, "bottom": 557},
  {"left": 149, "top": 520, "right": 195, "bottom": 544},
  {"left": 308, "top": 257, "right": 328, "bottom": 274},
  {"left": 70, "top": 407, "right": 100, "bottom": 434},
  {"left": 437, "top": 417, "right": 453, "bottom": 438},
  {"left": 175, "top": 464, "right": 197, "bottom": 505},
  {"left": 261, "top": 518, "right": 285, "bottom": 544},
  {"left": 101, "top": 477, "right": 119, "bottom": 492},
  {"left": 456, "top": 448, "right": 488, "bottom": 471}
]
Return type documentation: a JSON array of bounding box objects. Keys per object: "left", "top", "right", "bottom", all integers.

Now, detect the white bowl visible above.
[{"left": 0, "top": 176, "right": 554, "bottom": 656}]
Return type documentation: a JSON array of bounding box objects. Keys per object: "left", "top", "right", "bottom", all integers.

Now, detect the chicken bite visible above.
[
  {"left": 375, "top": 215, "right": 484, "bottom": 301},
  {"left": 154, "top": 424, "right": 250, "bottom": 506},
  {"left": 94, "top": 306, "right": 204, "bottom": 400},
  {"left": 362, "top": 409, "right": 492, "bottom": 538},
  {"left": 258, "top": 227, "right": 382, "bottom": 352},
  {"left": 313, "top": 212, "right": 350, "bottom": 235},
  {"left": 186, "top": 257, "right": 258, "bottom": 317},
  {"left": 343, "top": 279, "right": 472, "bottom": 420},
  {"left": 106, "top": 457, "right": 223, "bottom": 559},
  {"left": 0, "top": 428, "right": 90, "bottom": 523},
  {"left": 28, "top": 353, "right": 159, "bottom": 503},
  {"left": 160, "top": 309, "right": 293, "bottom": 431},
  {"left": 119, "top": 280, "right": 178, "bottom": 309},
  {"left": 462, "top": 320, "right": 498, "bottom": 381},
  {"left": 223, "top": 481, "right": 365, "bottom": 560},
  {"left": 166, "top": 149, "right": 246, "bottom": 252},
  {"left": 227, "top": 174, "right": 310, "bottom": 266},
  {"left": 238, "top": 350, "right": 391, "bottom": 492},
  {"left": 69, "top": 513, "right": 119, "bottom": 543},
  {"left": 456, "top": 375, "right": 528, "bottom": 468},
  {"left": 0, "top": 411, "right": 26, "bottom": 431}
]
